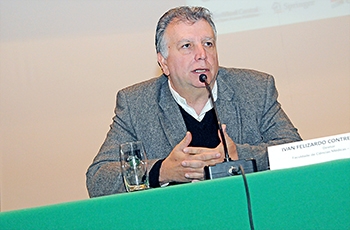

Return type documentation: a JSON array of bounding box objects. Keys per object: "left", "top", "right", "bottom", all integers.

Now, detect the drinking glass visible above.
[{"left": 120, "top": 141, "right": 149, "bottom": 192}]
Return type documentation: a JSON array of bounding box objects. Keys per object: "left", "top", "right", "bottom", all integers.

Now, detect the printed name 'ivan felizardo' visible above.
[{"left": 282, "top": 135, "right": 350, "bottom": 152}]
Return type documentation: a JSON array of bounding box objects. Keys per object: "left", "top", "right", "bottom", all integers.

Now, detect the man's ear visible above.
[{"left": 157, "top": 52, "right": 170, "bottom": 76}]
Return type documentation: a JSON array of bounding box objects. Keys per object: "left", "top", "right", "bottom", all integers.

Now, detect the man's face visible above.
[{"left": 158, "top": 19, "right": 219, "bottom": 93}]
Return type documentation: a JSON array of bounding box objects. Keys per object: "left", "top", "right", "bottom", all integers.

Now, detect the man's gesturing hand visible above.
[{"left": 159, "top": 132, "right": 222, "bottom": 184}]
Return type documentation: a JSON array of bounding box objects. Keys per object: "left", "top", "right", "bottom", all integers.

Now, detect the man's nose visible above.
[{"left": 195, "top": 45, "right": 207, "bottom": 61}]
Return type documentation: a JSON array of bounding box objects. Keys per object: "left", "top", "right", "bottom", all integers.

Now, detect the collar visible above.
[{"left": 168, "top": 80, "right": 217, "bottom": 122}]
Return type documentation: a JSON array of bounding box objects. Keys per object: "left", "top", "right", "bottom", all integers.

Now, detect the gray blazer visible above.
[{"left": 86, "top": 67, "right": 301, "bottom": 197}]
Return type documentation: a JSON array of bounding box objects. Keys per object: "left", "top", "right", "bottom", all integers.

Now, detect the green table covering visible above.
[{"left": 1, "top": 158, "right": 349, "bottom": 229}]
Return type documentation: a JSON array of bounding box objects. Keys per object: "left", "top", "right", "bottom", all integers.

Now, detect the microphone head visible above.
[{"left": 199, "top": 74, "right": 207, "bottom": 83}]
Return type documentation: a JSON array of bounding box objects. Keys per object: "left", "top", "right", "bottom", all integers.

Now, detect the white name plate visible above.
[{"left": 268, "top": 132, "right": 350, "bottom": 170}]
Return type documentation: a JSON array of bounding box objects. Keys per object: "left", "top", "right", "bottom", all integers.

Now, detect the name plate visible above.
[{"left": 268, "top": 132, "right": 350, "bottom": 170}]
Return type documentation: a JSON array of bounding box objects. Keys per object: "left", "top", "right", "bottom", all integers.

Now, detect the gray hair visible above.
[{"left": 155, "top": 6, "right": 217, "bottom": 59}]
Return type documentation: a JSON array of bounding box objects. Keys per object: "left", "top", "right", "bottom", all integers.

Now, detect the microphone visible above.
[
  {"left": 200, "top": 74, "right": 256, "bottom": 230},
  {"left": 199, "top": 74, "right": 258, "bottom": 179},
  {"left": 199, "top": 74, "right": 230, "bottom": 162}
]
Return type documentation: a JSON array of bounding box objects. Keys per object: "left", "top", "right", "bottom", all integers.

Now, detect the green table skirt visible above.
[{"left": 1, "top": 158, "right": 349, "bottom": 230}]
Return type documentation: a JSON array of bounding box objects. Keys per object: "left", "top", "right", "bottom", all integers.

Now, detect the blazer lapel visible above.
[
  {"left": 216, "top": 75, "right": 242, "bottom": 143},
  {"left": 158, "top": 78, "right": 187, "bottom": 148}
]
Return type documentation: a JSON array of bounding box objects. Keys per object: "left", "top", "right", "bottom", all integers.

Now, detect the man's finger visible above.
[{"left": 178, "top": 131, "right": 192, "bottom": 150}]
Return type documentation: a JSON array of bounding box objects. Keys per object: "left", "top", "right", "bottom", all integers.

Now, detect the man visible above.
[{"left": 86, "top": 6, "right": 301, "bottom": 197}]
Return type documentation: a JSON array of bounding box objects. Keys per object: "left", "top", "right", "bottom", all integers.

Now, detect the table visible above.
[{"left": 1, "top": 158, "right": 349, "bottom": 229}]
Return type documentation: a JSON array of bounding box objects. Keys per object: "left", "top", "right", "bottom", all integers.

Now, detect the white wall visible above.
[{"left": 0, "top": 0, "right": 349, "bottom": 211}]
